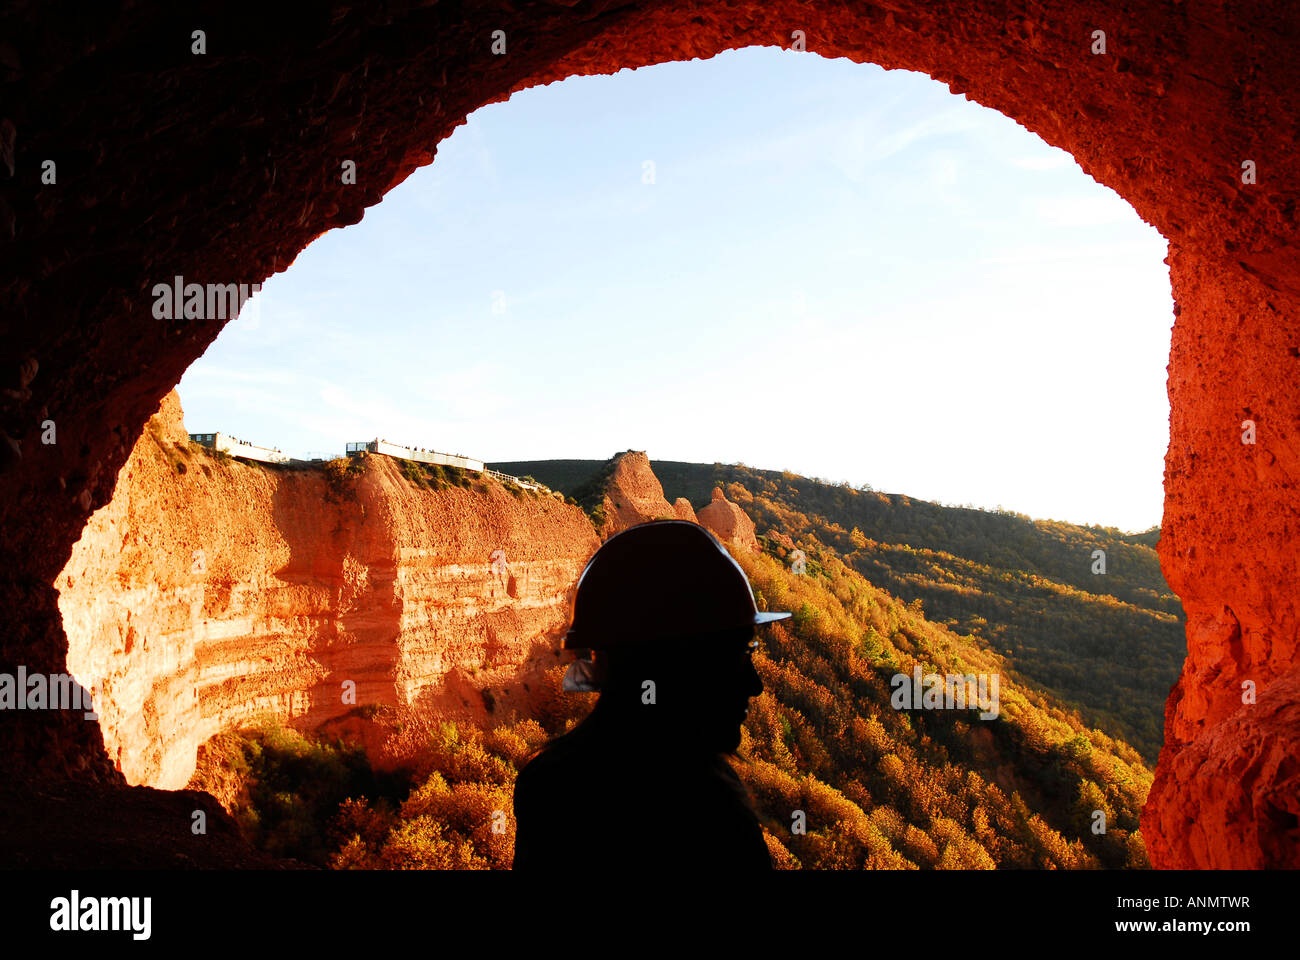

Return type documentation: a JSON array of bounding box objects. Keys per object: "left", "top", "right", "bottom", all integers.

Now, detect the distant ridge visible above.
[{"left": 489, "top": 457, "right": 1184, "bottom": 761}]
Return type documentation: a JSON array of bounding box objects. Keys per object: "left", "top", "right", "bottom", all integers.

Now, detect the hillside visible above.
[
  {"left": 195, "top": 452, "right": 1152, "bottom": 869},
  {"left": 490, "top": 458, "right": 1185, "bottom": 761},
  {"left": 62, "top": 427, "right": 1165, "bottom": 869},
  {"left": 55, "top": 393, "right": 599, "bottom": 789},
  {"left": 731, "top": 545, "right": 1151, "bottom": 868},
  {"left": 195, "top": 538, "right": 1152, "bottom": 869}
]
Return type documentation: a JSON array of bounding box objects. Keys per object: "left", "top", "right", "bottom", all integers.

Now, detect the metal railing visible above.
[{"left": 484, "top": 468, "right": 548, "bottom": 492}]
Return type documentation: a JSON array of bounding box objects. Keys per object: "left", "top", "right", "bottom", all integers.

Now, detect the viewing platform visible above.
[
  {"left": 346, "top": 439, "right": 551, "bottom": 492},
  {"left": 190, "top": 432, "right": 551, "bottom": 494},
  {"left": 345, "top": 439, "right": 485, "bottom": 472},
  {"left": 188, "top": 432, "right": 289, "bottom": 464}
]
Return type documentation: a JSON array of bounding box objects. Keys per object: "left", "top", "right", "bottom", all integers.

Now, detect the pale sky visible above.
[{"left": 178, "top": 47, "right": 1174, "bottom": 532}]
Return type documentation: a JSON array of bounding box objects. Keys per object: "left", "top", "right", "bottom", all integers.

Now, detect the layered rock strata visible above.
[{"left": 55, "top": 393, "right": 600, "bottom": 789}]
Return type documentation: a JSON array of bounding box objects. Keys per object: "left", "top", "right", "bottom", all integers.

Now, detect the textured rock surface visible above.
[
  {"left": 766, "top": 530, "right": 797, "bottom": 553},
  {"left": 599, "top": 451, "right": 697, "bottom": 536},
  {"left": 1141, "top": 664, "right": 1300, "bottom": 868},
  {"left": 3, "top": 0, "right": 1300, "bottom": 866},
  {"left": 697, "top": 487, "right": 760, "bottom": 554},
  {"left": 1142, "top": 258, "right": 1300, "bottom": 867},
  {"left": 55, "top": 393, "right": 599, "bottom": 789}
]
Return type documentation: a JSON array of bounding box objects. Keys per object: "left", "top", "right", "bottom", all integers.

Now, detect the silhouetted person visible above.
[{"left": 513, "top": 520, "right": 790, "bottom": 871}]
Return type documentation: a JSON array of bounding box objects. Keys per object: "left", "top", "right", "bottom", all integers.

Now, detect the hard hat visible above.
[{"left": 562, "top": 519, "right": 791, "bottom": 651}]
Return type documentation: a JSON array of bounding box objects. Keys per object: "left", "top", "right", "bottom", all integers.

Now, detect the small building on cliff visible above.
[
  {"left": 345, "top": 438, "right": 485, "bottom": 472},
  {"left": 188, "top": 432, "right": 289, "bottom": 464}
]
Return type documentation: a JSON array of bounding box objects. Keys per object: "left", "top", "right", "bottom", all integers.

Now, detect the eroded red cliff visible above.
[
  {"left": 697, "top": 487, "right": 761, "bottom": 555},
  {"left": 55, "top": 393, "right": 600, "bottom": 789},
  {"left": 599, "top": 451, "right": 697, "bottom": 537}
]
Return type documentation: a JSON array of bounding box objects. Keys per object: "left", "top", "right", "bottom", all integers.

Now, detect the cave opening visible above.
[
  {"left": 60, "top": 47, "right": 1180, "bottom": 867},
  {"left": 7, "top": 3, "right": 1298, "bottom": 870}
]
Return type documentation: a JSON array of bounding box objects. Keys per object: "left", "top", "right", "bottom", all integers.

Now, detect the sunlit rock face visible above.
[
  {"left": 1143, "top": 260, "right": 1300, "bottom": 868},
  {"left": 56, "top": 393, "right": 599, "bottom": 789},
  {"left": 697, "top": 487, "right": 760, "bottom": 555},
  {"left": 599, "top": 451, "right": 696, "bottom": 537},
  {"left": 3, "top": 0, "right": 1300, "bottom": 866}
]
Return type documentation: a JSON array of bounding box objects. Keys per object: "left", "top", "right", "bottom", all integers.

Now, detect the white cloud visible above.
[
  {"left": 1009, "top": 152, "right": 1076, "bottom": 171},
  {"left": 978, "top": 238, "right": 1167, "bottom": 267},
  {"left": 1030, "top": 191, "right": 1136, "bottom": 227},
  {"left": 829, "top": 105, "right": 984, "bottom": 183},
  {"left": 930, "top": 149, "right": 959, "bottom": 187}
]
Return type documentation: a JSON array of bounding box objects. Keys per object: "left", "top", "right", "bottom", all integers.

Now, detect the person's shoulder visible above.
[
  {"left": 514, "top": 745, "right": 550, "bottom": 795},
  {"left": 515, "top": 732, "right": 591, "bottom": 796}
]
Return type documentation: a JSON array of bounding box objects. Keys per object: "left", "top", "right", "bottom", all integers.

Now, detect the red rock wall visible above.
[
  {"left": 697, "top": 487, "right": 760, "bottom": 555},
  {"left": 600, "top": 451, "right": 697, "bottom": 536},
  {"left": 1142, "top": 252, "right": 1300, "bottom": 867},
  {"left": 55, "top": 393, "right": 599, "bottom": 789},
  {"left": 4, "top": 0, "right": 1300, "bottom": 866}
]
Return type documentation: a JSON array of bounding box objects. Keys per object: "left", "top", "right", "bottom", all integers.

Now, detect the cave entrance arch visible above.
[{"left": 7, "top": 2, "right": 1298, "bottom": 869}]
